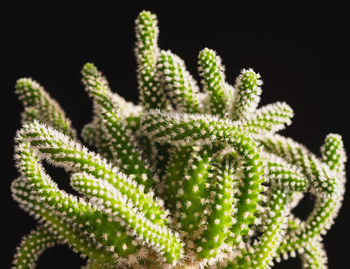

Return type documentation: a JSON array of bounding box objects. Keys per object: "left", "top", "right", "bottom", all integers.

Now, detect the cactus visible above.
[{"left": 11, "top": 10, "right": 346, "bottom": 269}]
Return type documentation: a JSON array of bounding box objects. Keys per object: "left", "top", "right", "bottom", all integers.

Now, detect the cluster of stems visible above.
[{"left": 12, "top": 10, "right": 346, "bottom": 269}]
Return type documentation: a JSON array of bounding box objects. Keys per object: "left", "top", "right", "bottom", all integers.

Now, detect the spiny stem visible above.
[{"left": 15, "top": 78, "right": 77, "bottom": 138}]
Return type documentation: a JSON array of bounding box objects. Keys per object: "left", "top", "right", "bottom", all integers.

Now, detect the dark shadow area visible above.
[
  {"left": 37, "top": 245, "right": 84, "bottom": 269},
  {"left": 291, "top": 192, "right": 316, "bottom": 221},
  {"left": 42, "top": 162, "right": 81, "bottom": 197},
  {"left": 273, "top": 256, "right": 302, "bottom": 269}
]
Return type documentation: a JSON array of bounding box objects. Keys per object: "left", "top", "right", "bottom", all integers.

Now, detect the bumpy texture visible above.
[{"left": 12, "top": 10, "right": 346, "bottom": 269}]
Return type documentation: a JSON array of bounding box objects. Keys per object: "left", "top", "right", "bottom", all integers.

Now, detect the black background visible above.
[{"left": 1, "top": 2, "right": 349, "bottom": 268}]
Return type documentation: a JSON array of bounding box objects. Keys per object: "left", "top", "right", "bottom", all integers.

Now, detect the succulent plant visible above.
[{"left": 11, "top": 10, "right": 346, "bottom": 269}]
